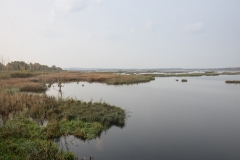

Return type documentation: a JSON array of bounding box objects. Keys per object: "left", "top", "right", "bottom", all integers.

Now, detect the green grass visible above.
[
  {"left": 0, "top": 117, "right": 75, "bottom": 160},
  {"left": 0, "top": 92, "right": 126, "bottom": 159}
]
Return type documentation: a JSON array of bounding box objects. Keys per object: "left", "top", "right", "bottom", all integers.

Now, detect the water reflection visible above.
[{"left": 47, "top": 75, "right": 240, "bottom": 160}]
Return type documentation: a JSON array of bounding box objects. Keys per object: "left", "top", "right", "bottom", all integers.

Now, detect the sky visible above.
[{"left": 0, "top": 0, "right": 240, "bottom": 68}]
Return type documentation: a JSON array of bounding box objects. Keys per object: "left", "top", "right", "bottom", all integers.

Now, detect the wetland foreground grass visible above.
[
  {"left": 0, "top": 117, "right": 74, "bottom": 160},
  {"left": 0, "top": 91, "right": 126, "bottom": 159}
]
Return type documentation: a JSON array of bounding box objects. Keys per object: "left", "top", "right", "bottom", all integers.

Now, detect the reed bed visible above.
[
  {"left": 0, "top": 71, "right": 155, "bottom": 93},
  {"left": 30, "top": 71, "right": 155, "bottom": 85}
]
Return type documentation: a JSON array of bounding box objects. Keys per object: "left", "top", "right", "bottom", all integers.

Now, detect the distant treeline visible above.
[{"left": 0, "top": 61, "right": 62, "bottom": 72}]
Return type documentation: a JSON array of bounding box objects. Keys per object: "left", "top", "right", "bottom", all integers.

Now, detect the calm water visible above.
[{"left": 47, "top": 75, "right": 240, "bottom": 160}]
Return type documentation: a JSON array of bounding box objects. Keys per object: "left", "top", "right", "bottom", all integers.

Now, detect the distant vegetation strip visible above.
[
  {"left": 225, "top": 80, "right": 240, "bottom": 84},
  {"left": 0, "top": 61, "right": 62, "bottom": 72},
  {"left": 142, "top": 72, "right": 240, "bottom": 77}
]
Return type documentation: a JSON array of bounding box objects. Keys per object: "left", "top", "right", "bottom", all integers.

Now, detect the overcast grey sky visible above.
[{"left": 0, "top": 0, "right": 239, "bottom": 68}]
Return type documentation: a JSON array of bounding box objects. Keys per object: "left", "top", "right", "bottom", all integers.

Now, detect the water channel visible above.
[{"left": 47, "top": 75, "right": 240, "bottom": 160}]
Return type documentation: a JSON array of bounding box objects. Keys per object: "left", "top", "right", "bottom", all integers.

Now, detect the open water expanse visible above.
[{"left": 47, "top": 75, "right": 240, "bottom": 160}]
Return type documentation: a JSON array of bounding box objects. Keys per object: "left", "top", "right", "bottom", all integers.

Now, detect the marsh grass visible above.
[
  {"left": 0, "top": 72, "right": 10, "bottom": 79},
  {"left": 0, "top": 91, "right": 126, "bottom": 159},
  {"left": 0, "top": 92, "right": 125, "bottom": 135},
  {"left": 3, "top": 70, "right": 238, "bottom": 93},
  {"left": 0, "top": 117, "right": 75, "bottom": 160},
  {"left": 0, "top": 71, "right": 156, "bottom": 93},
  {"left": 10, "top": 71, "right": 36, "bottom": 78}
]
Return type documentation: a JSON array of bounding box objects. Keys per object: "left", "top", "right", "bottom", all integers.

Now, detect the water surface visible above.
[{"left": 47, "top": 75, "right": 240, "bottom": 160}]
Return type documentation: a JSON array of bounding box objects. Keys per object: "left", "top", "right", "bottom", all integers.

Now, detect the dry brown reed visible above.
[{"left": 0, "top": 71, "right": 155, "bottom": 93}]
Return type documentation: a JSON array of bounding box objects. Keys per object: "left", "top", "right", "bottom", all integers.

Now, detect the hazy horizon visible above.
[{"left": 1, "top": 0, "right": 240, "bottom": 68}]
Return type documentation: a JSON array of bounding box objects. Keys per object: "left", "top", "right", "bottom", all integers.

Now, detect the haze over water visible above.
[{"left": 47, "top": 75, "right": 240, "bottom": 160}]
